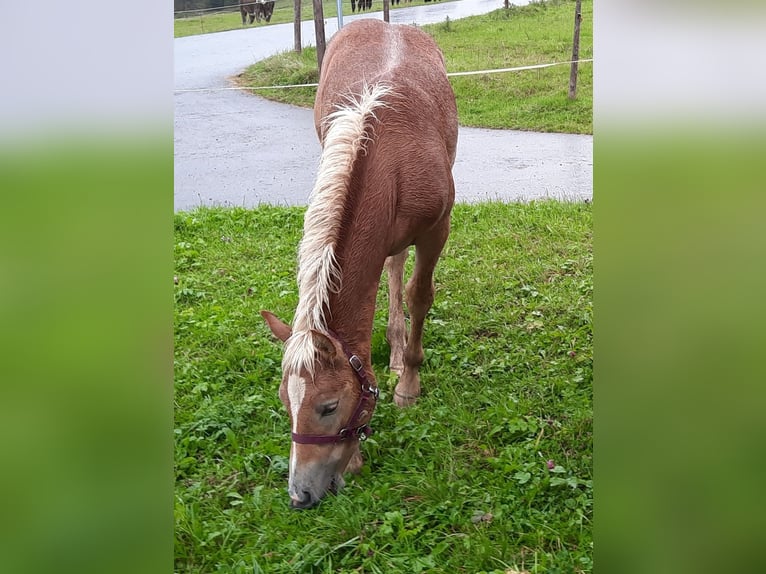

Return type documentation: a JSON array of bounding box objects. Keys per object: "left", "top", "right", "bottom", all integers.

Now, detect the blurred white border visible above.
[
  {"left": 1, "top": 1, "right": 172, "bottom": 140},
  {"left": 596, "top": 0, "right": 766, "bottom": 128}
]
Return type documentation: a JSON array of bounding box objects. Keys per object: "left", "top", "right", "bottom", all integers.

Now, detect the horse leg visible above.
[
  {"left": 394, "top": 220, "right": 449, "bottom": 407},
  {"left": 351, "top": 0, "right": 356, "bottom": 12},
  {"left": 240, "top": 8, "right": 246, "bottom": 25},
  {"left": 386, "top": 249, "right": 409, "bottom": 376},
  {"left": 344, "top": 443, "right": 363, "bottom": 474}
]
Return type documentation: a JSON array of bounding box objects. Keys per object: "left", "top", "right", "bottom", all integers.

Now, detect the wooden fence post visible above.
[
  {"left": 568, "top": 0, "right": 582, "bottom": 99},
  {"left": 313, "top": 0, "right": 326, "bottom": 71},
  {"left": 384, "top": 0, "right": 390, "bottom": 23},
  {"left": 294, "top": 0, "right": 302, "bottom": 53}
]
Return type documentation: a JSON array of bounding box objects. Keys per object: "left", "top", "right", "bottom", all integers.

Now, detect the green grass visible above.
[
  {"left": 174, "top": 0, "right": 459, "bottom": 38},
  {"left": 235, "top": 0, "right": 592, "bottom": 133},
  {"left": 175, "top": 201, "right": 592, "bottom": 573}
]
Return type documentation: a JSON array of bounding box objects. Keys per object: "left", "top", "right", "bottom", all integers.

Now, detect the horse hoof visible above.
[{"left": 394, "top": 388, "right": 419, "bottom": 407}]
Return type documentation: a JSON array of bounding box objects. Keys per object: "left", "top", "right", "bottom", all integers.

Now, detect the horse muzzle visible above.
[
  {"left": 287, "top": 472, "right": 344, "bottom": 510},
  {"left": 289, "top": 490, "right": 319, "bottom": 510}
]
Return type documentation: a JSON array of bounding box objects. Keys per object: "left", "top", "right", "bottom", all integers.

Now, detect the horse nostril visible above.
[{"left": 290, "top": 490, "right": 316, "bottom": 510}]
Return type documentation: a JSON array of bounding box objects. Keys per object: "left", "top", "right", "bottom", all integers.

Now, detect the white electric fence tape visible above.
[{"left": 174, "top": 59, "right": 593, "bottom": 94}]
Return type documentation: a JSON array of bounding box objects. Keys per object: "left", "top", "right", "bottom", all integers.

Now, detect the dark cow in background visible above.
[
  {"left": 351, "top": 0, "right": 372, "bottom": 13},
  {"left": 240, "top": 0, "right": 276, "bottom": 25}
]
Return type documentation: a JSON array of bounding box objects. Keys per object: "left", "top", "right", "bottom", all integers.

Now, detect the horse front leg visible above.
[
  {"left": 344, "top": 442, "right": 363, "bottom": 474},
  {"left": 394, "top": 221, "right": 449, "bottom": 407},
  {"left": 386, "top": 249, "right": 408, "bottom": 376}
]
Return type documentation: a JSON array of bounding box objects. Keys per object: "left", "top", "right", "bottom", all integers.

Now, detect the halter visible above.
[{"left": 290, "top": 331, "right": 380, "bottom": 445}]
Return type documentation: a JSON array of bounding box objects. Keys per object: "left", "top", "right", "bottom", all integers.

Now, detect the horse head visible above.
[{"left": 261, "top": 311, "right": 378, "bottom": 509}]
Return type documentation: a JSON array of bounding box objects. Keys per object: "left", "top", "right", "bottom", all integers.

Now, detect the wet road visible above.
[{"left": 174, "top": 0, "right": 592, "bottom": 211}]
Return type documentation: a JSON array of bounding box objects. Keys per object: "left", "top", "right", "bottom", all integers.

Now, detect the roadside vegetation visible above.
[
  {"left": 235, "top": 1, "right": 593, "bottom": 133},
  {"left": 174, "top": 0, "right": 459, "bottom": 38},
  {"left": 174, "top": 201, "right": 593, "bottom": 572}
]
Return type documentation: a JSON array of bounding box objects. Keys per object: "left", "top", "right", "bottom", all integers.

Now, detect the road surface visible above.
[{"left": 174, "top": 0, "right": 592, "bottom": 210}]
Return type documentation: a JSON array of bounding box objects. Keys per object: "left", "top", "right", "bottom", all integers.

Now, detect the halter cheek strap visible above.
[{"left": 291, "top": 332, "right": 379, "bottom": 445}]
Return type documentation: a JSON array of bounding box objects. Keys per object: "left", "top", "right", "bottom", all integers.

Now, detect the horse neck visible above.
[{"left": 327, "top": 231, "right": 387, "bottom": 363}]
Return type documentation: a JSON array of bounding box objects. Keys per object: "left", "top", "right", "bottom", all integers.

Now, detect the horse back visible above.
[
  {"left": 315, "top": 20, "right": 457, "bottom": 166},
  {"left": 313, "top": 20, "right": 458, "bottom": 256}
]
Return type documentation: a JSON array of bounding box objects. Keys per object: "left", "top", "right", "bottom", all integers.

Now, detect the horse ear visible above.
[
  {"left": 311, "top": 330, "right": 337, "bottom": 360},
  {"left": 261, "top": 311, "right": 292, "bottom": 342}
]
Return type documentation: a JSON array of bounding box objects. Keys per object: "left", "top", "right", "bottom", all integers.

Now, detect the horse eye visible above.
[{"left": 320, "top": 401, "right": 339, "bottom": 417}]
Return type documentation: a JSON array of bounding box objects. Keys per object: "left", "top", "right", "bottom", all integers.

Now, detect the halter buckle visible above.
[
  {"left": 357, "top": 425, "right": 371, "bottom": 441},
  {"left": 349, "top": 354, "right": 364, "bottom": 373}
]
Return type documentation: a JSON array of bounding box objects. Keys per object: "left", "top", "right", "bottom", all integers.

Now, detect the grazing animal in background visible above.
[
  {"left": 351, "top": 0, "right": 372, "bottom": 13},
  {"left": 261, "top": 19, "right": 458, "bottom": 509},
  {"left": 240, "top": 0, "right": 255, "bottom": 24},
  {"left": 240, "top": 0, "right": 276, "bottom": 25}
]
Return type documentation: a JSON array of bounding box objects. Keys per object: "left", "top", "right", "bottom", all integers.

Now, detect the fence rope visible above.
[{"left": 174, "top": 58, "right": 593, "bottom": 93}]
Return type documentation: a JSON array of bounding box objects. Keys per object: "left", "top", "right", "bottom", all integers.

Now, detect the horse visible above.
[
  {"left": 240, "top": 0, "right": 275, "bottom": 25},
  {"left": 261, "top": 19, "right": 458, "bottom": 509}
]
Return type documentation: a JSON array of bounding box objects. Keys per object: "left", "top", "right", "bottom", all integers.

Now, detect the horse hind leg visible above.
[
  {"left": 386, "top": 249, "right": 409, "bottom": 376},
  {"left": 394, "top": 221, "right": 449, "bottom": 407}
]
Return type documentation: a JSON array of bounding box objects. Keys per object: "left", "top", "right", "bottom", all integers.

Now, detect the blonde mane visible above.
[{"left": 282, "top": 83, "right": 391, "bottom": 377}]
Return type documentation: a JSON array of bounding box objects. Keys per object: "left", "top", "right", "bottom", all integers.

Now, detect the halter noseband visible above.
[{"left": 290, "top": 331, "right": 380, "bottom": 445}]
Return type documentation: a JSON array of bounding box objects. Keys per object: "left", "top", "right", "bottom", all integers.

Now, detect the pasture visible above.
[
  {"left": 236, "top": 1, "right": 593, "bottom": 133},
  {"left": 174, "top": 0, "right": 460, "bottom": 38},
  {"left": 174, "top": 201, "right": 592, "bottom": 572}
]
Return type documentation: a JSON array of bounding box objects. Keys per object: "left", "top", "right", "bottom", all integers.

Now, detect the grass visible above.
[
  {"left": 174, "top": 201, "right": 592, "bottom": 572},
  {"left": 174, "top": 0, "right": 459, "bottom": 38},
  {"left": 235, "top": 0, "right": 593, "bottom": 133}
]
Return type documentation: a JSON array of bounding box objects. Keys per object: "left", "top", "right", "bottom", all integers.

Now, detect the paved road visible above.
[{"left": 174, "top": 0, "right": 592, "bottom": 211}]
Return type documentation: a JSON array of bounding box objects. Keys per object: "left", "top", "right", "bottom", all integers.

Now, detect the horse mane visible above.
[{"left": 283, "top": 82, "right": 392, "bottom": 377}]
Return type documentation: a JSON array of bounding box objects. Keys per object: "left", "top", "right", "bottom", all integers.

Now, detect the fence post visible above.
[
  {"left": 568, "top": 0, "right": 582, "bottom": 99},
  {"left": 313, "top": 0, "right": 326, "bottom": 71},
  {"left": 294, "top": 0, "right": 302, "bottom": 53},
  {"left": 384, "top": 0, "right": 390, "bottom": 23}
]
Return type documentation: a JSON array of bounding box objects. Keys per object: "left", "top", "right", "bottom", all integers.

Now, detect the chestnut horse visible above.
[{"left": 262, "top": 19, "right": 457, "bottom": 509}]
